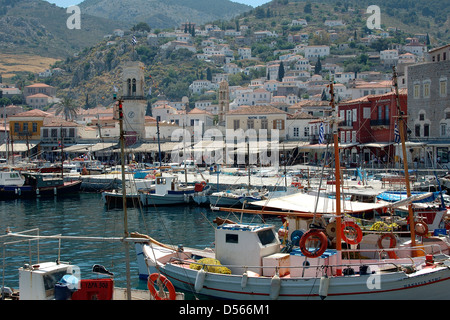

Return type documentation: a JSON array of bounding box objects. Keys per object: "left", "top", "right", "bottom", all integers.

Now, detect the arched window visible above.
[
  {"left": 127, "top": 79, "right": 131, "bottom": 96},
  {"left": 132, "top": 79, "right": 137, "bottom": 95}
]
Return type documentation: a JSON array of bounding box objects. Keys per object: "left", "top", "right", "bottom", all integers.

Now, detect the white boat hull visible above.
[
  {"left": 136, "top": 243, "right": 450, "bottom": 300},
  {"left": 140, "top": 191, "right": 193, "bottom": 206}
]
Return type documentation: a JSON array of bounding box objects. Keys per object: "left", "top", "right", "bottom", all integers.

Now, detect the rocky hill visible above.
[
  {"left": 11, "top": 0, "right": 450, "bottom": 112},
  {"left": 0, "top": 0, "right": 123, "bottom": 58},
  {"left": 78, "top": 0, "right": 252, "bottom": 30}
]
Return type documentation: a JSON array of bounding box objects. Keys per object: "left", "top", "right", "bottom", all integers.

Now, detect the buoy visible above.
[
  {"left": 147, "top": 273, "right": 176, "bottom": 300},
  {"left": 415, "top": 221, "right": 429, "bottom": 237},
  {"left": 270, "top": 274, "right": 281, "bottom": 300},
  {"left": 241, "top": 271, "right": 248, "bottom": 289},
  {"left": 194, "top": 268, "right": 206, "bottom": 292},
  {"left": 299, "top": 229, "right": 328, "bottom": 258},
  {"left": 319, "top": 275, "right": 330, "bottom": 300},
  {"left": 341, "top": 221, "right": 363, "bottom": 245}
]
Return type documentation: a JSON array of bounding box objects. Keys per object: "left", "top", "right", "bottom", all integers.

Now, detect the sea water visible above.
[{"left": 0, "top": 192, "right": 279, "bottom": 296}]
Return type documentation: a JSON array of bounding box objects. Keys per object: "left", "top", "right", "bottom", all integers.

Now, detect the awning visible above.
[
  {"left": 56, "top": 142, "right": 118, "bottom": 153},
  {"left": 359, "top": 142, "right": 393, "bottom": 148},
  {"left": 301, "top": 143, "right": 358, "bottom": 150},
  {"left": 0, "top": 142, "right": 38, "bottom": 152},
  {"left": 110, "top": 142, "right": 187, "bottom": 153},
  {"left": 250, "top": 192, "right": 388, "bottom": 214}
]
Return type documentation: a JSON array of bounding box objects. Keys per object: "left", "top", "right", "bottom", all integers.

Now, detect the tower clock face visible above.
[{"left": 128, "top": 111, "right": 135, "bottom": 118}]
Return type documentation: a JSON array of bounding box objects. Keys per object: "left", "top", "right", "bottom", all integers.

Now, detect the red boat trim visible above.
[{"left": 160, "top": 267, "right": 450, "bottom": 298}]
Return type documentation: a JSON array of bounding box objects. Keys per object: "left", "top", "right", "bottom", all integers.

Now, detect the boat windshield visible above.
[{"left": 257, "top": 229, "right": 276, "bottom": 245}]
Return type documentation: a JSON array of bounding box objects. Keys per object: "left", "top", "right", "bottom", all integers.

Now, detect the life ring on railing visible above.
[
  {"left": 299, "top": 229, "right": 328, "bottom": 258},
  {"left": 377, "top": 233, "right": 398, "bottom": 259},
  {"left": 341, "top": 221, "right": 363, "bottom": 245},
  {"left": 415, "top": 221, "right": 429, "bottom": 237},
  {"left": 147, "top": 273, "right": 176, "bottom": 300}
]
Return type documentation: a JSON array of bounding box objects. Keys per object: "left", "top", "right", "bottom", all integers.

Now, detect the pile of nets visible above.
[{"left": 189, "top": 258, "right": 231, "bottom": 274}]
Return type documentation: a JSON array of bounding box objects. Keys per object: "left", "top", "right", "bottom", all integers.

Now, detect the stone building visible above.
[{"left": 407, "top": 44, "right": 450, "bottom": 164}]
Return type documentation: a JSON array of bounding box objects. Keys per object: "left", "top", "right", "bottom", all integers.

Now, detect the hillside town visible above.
[
  {"left": 0, "top": 17, "right": 448, "bottom": 171},
  {"left": 3, "top": 0, "right": 450, "bottom": 303}
]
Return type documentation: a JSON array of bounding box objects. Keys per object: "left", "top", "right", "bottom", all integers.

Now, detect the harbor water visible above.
[{"left": 0, "top": 192, "right": 281, "bottom": 296}]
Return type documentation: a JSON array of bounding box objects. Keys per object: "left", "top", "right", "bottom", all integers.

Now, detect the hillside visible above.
[
  {"left": 0, "top": 0, "right": 124, "bottom": 58},
  {"left": 78, "top": 0, "right": 253, "bottom": 30},
  {"left": 18, "top": 0, "right": 449, "bottom": 112},
  {"left": 248, "top": 0, "right": 449, "bottom": 44}
]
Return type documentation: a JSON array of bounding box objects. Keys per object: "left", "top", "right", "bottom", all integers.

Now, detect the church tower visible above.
[
  {"left": 121, "top": 61, "right": 147, "bottom": 145},
  {"left": 218, "top": 80, "right": 229, "bottom": 124}
]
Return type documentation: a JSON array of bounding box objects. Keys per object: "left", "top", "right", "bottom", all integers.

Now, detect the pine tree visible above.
[
  {"left": 278, "top": 61, "right": 285, "bottom": 81},
  {"left": 314, "top": 58, "right": 322, "bottom": 74}
]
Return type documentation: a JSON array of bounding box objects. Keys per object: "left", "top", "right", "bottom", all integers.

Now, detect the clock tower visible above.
[{"left": 120, "top": 61, "right": 147, "bottom": 145}]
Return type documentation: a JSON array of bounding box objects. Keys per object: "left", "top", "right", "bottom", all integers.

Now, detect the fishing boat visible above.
[
  {"left": 102, "top": 178, "right": 155, "bottom": 208},
  {"left": 133, "top": 73, "right": 450, "bottom": 300},
  {"left": 139, "top": 174, "right": 196, "bottom": 206},
  {"left": 0, "top": 172, "right": 81, "bottom": 199}
]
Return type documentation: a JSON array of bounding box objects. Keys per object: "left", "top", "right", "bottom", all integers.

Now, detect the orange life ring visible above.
[
  {"left": 415, "top": 221, "right": 429, "bottom": 237},
  {"left": 147, "top": 273, "right": 176, "bottom": 300},
  {"left": 299, "top": 229, "right": 328, "bottom": 258},
  {"left": 341, "top": 221, "right": 363, "bottom": 245},
  {"left": 377, "top": 233, "right": 398, "bottom": 259}
]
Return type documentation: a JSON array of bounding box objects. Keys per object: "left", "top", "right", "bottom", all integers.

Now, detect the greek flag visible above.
[
  {"left": 394, "top": 122, "right": 400, "bottom": 143},
  {"left": 318, "top": 122, "right": 324, "bottom": 144},
  {"left": 131, "top": 35, "right": 137, "bottom": 46}
]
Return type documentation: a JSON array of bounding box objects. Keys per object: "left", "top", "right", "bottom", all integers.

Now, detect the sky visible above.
[{"left": 45, "top": 0, "right": 271, "bottom": 8}]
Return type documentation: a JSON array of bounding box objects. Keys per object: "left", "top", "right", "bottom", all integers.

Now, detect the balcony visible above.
[{"left": 370, "top": 119, "right": 390, "bottom": 127}]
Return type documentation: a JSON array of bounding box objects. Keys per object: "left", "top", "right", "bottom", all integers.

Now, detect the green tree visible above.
[
  {"left": 55, "top": 96, "right": 78, "bottom": 121},
  {"left": 314, "top": 58, "right": 322, "bottom": 74},
  {"left": 278, "top": 61, "right": 285, "bottom": 81},
  {"left": 304, "top": 2, "right": 312, "bottom": 13},
  {"left": 206, "top": 67, "right": 212, "bottom": 81},
  {"left": 132, "top": 22, "right": 151, "bottom": 32}
]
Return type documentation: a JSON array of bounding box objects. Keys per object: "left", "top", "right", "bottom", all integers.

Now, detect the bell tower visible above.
[
  {"left": 121, "top": 61, "right": 147, "bottom": 145},
  {"left": 218, "top": 80, "right": 229, "bottom": 124}
]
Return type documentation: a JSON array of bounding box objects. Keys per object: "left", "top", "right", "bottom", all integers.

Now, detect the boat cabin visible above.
[
  {"left": 0, "top": 171, "right": 25, "bottom": 186},
  {"left": 154, "top": 175, "right": 180, "bottom": 195},
  {"left": 215, "top": 223, "right": 281, "bottom": 274},
  {"left": 18, "top": 262, "right": 77, "bottom": 300}
]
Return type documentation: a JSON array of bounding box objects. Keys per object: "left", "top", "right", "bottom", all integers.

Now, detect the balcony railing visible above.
[{"left": 370, "top": 119, "right": 390, "bottom": 126}]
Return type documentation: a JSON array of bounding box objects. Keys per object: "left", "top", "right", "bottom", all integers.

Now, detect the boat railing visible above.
[{"left": 167, "top": 244, "right": 445, "bottom": 277}]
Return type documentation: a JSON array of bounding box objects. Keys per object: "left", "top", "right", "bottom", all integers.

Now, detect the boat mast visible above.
[
  {"left": 60, "top": 124, "right": 64, "bottom": 180},
  {"left": 392, "top": 67, "right": 417, "bottom": 253},
  {"left": 330, "top": 82, "right": 342, "bottom": 276},
  {"left": 116, "top": 96, "right": 132, "bottom": 300}
]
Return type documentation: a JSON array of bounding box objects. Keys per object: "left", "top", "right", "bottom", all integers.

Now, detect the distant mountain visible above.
[
  {"left": 0, "top": 0, "right": 123, "bottom": 58},
  {"left": 78, "top": 0, "right": 252, "bottom": 29}
]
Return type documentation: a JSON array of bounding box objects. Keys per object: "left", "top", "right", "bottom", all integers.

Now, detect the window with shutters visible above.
[{"left": 274, "top": 119, "right": 284, "bottom": 130}]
